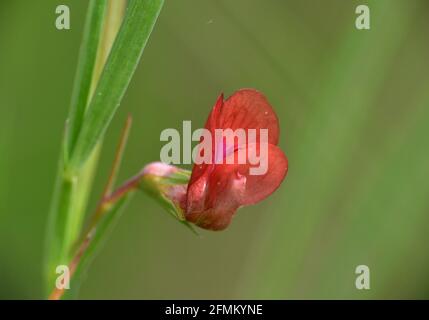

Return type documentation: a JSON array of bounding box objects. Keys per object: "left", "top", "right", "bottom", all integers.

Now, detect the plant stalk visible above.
[{"left": 45, "top": 0, "right": 126, "bottom": 295}]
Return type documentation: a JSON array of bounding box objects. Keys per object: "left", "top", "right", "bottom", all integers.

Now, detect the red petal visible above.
[
  {"left": 185, "top": 89, "right": 286, "bottom": 230},
  {"left": 204, "top": 92, "right": 224, "bottom": 136},
  {"left": 207, "top": 143, "right": 288, "bottom": 206},
  {"left": 186, "top": 93, "right": 224, "bottom": 190},
  {"left": 241, "top": 143, "right": 287, "bottom": 205},
  {"left": 185, "top": 143, "right": 288, "bottom": 230},
  {"left": 185, "top": 207, "right": 236, "bottom": 231},
  {"left": 218, "top": 89, "right": 280, "bottom": 145},
  {"left": 188, "top": 89, "right": 280, "bottom": 200}
]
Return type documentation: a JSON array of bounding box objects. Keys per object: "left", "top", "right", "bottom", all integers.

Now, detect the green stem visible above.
[
  {"left": 49, "top": 191, "right": 135, "bottom": 300},
  {"left": 50, "top": 114, "right": 135, "bottom": 300},
  {"left": 45, "top": 0, "right": 165, "bottom": 299},
  {"left": 44, "top": 0, "right": 126, "bottom": 295}
]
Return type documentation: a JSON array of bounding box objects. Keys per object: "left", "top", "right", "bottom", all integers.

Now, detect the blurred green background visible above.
[{"left": 1, "top": 0, "right": 429, "bottom": 299}]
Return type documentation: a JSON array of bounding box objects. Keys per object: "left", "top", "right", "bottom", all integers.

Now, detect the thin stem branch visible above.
[
  {"left": 81, "top": 115, "right": 133, "bottom": 246},
  {"left": 48, "top": 175, "right": 140, "bottom": 300},
  {"left": 45, "top": 0, "right": 127, "bottom": 294},
  {"left": 102, "top": 115, "right": 132, "bottom": 197},
  {"left": 49, "top": 117, "right": 140, "bottom": 300}
]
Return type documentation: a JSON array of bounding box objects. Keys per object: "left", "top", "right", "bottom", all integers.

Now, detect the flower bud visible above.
[{"left": 139, "top": 162, "right": 190, "bottom": 221}]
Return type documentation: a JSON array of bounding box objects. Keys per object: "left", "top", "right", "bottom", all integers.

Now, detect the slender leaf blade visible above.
[
  {"left": 67, "top": 0, "right": 108, "bottom": 158},
  {"left": 69, "top": 0, "right": 165, "bottom": 171},
  {"left": 45, "top": 0, "right": 125, "bottom": 294}
]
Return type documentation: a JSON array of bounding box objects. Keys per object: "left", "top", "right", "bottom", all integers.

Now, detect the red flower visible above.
[{"left": 185, "top": 89, "right": 288, "bottom": 230}]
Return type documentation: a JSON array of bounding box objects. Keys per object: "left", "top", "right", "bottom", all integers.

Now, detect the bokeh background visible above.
[{"left": 1, "top": 0, "right": 429, "bottom": 299}]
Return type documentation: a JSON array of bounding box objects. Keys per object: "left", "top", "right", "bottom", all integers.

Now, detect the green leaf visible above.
[
  {"left": 47, "top": 0, "right": 165, "bottom": 298},
  {"left": 45, "top": 0, "right": 126, "bottom": 294},
  {"left": 67, "top": 0, "right": 108, "bottom": 158},
  {"left": 69, "top": 0, "right": 165, "bottom": 171},
  {"left": 45, "top": 0, "right": 118, "bottom": 283}
]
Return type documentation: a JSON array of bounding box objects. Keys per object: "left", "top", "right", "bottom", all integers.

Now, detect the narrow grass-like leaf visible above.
[
  {"left": 51, "top": 113, "right": 133, "bottom": 299},
  {"left": 47, "top": 0, "right": 164, "bottom": 297},
  {"left": 45, "top": 0, "right": 126, "bottom": 294},
  {"left": 69, "top": 0, "right": 165, "bottom": 171},
  {"left": 67, "top": 0, "right": 108, "bottom": 157}
]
